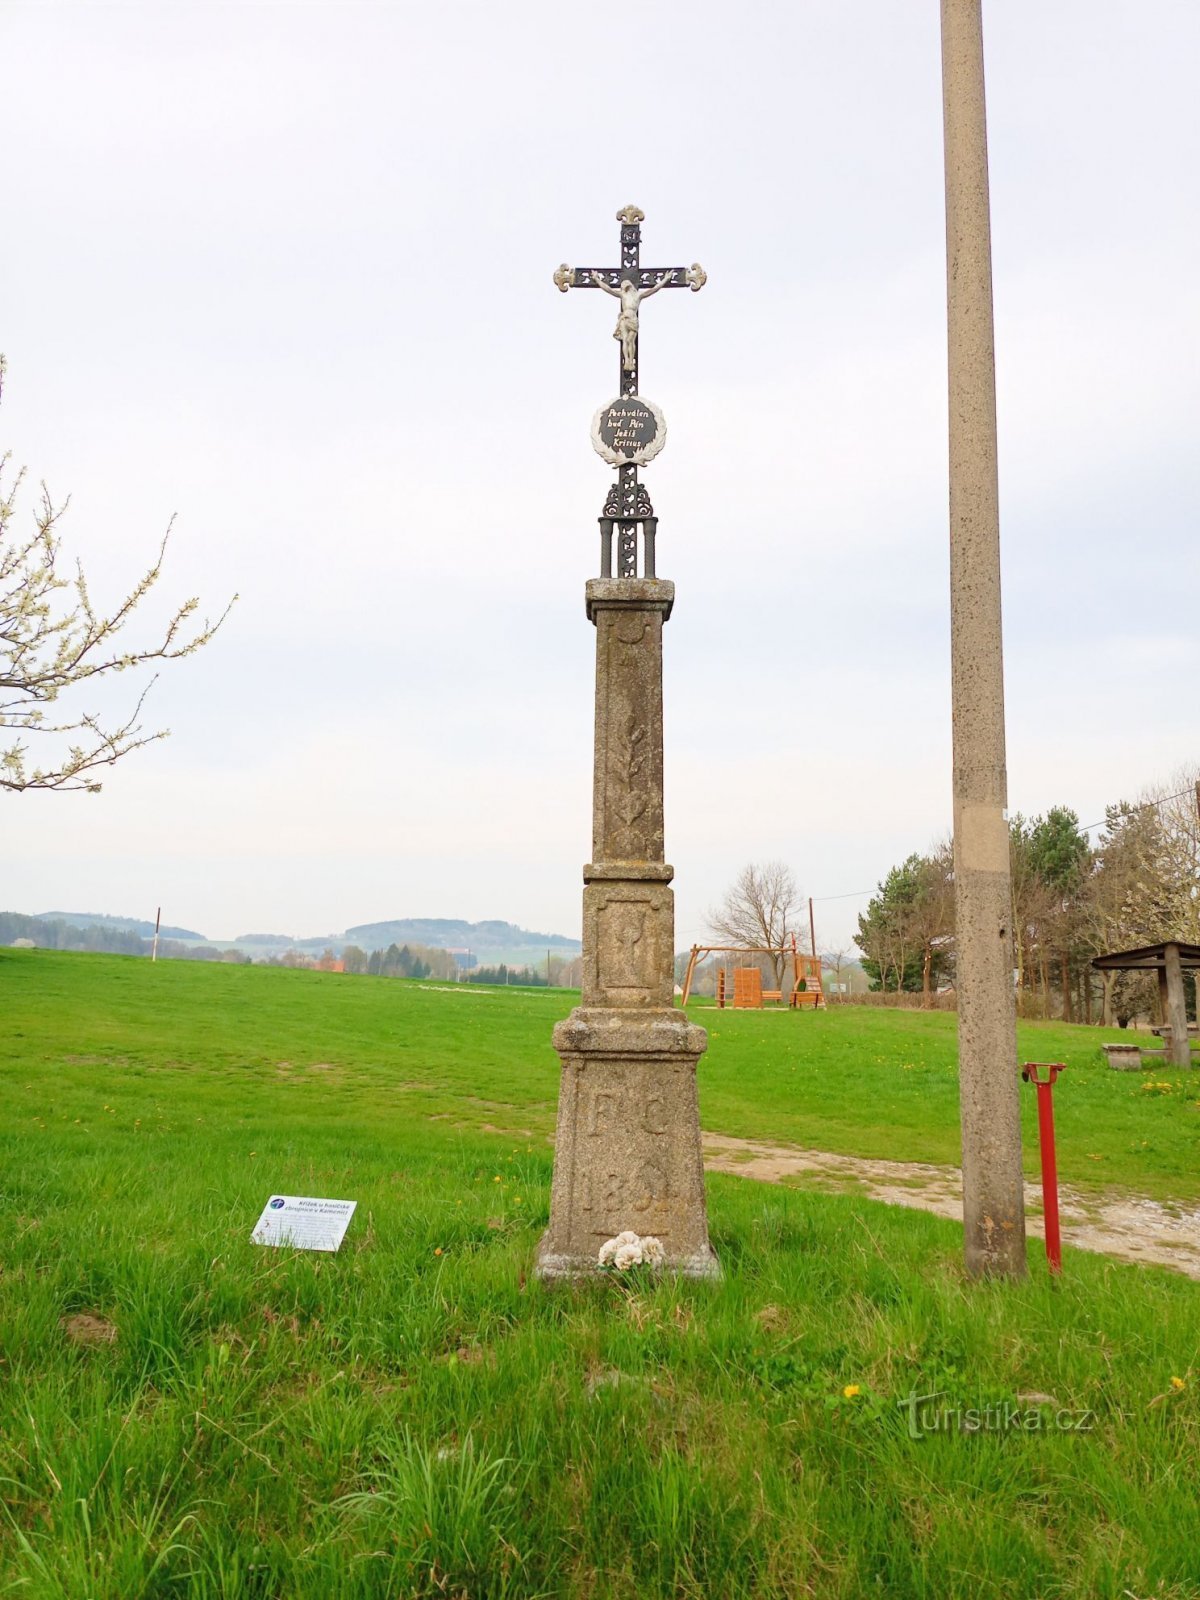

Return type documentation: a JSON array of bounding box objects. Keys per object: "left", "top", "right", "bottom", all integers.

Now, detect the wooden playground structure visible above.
[{"left": 679, "top": 935, "right": 826, "bottom": 1010}]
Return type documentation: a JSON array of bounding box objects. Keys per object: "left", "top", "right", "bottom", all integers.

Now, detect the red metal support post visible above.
[{"left": 1021, "top": 1063, "right": 1065, "bottom": 1274}]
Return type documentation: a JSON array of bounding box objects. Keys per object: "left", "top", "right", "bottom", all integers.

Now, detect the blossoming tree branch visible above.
[{"left": 0, "top": 362, "right": 235, "bottom": 794}]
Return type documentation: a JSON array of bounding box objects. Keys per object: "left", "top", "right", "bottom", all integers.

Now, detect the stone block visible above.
[
  {"left": 1102, "top": 1043, "right": 1146, "bottom": 1071},
  {"left": 536, "top": 1009, "right": 717, "bottom": 1279}
]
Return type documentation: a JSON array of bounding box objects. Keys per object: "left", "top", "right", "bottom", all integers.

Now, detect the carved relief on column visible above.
[
  {"left": 591, "top": 601, "right": 666, "bottom": 866},
  {"left": 581, "top": 879, "right": 675, "bottom": 1009}
]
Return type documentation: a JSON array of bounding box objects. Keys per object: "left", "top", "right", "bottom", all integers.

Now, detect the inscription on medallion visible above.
[{"left": 591, "top": 395, "right": 667, "bottom": 467}]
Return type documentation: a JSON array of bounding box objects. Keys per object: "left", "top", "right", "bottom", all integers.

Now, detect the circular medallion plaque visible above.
[{"left": 590, "top": 395, "right": 667, "bottom": 467}]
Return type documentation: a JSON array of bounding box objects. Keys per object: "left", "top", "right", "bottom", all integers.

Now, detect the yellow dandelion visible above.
[
  {"left": 514, "top": 1196, "right": 523, "bottom": 1205},
  {"left": 843, "top": 1384, "right": 861, "bottom": 1399},
  {"left": 434, "top": 1247, "right": 443, "bottom": 1257},
  {"left": 1171, "top": 1376, "right": 1186, "bottom": 1391}
]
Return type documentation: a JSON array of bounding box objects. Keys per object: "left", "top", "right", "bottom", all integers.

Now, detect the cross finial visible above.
[{"left": 554, "top": 206, "right": 705, "bottom": 580}]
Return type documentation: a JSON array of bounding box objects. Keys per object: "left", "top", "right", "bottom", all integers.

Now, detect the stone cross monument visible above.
[{"left": 536, "top": 206, "right": 718, "bottom": 1280}]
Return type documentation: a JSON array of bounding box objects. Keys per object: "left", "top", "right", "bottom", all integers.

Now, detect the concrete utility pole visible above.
[{"left": 940, "top": 0, "right": 1027, "bottom": 1277}]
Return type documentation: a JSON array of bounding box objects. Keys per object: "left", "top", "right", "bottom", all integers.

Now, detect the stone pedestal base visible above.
[{"left": 535, "top": 1008, "right": 718, "bottom": 1280}]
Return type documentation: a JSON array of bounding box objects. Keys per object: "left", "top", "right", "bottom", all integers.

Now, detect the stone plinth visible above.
[
  {"left": 536, "top": 1009, "right": 716, "bottom": 1278},
  {"left": 536, "top": 578, "right": 717, "bottom": 1279}
]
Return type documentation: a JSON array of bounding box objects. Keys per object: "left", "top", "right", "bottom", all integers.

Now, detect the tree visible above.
[
  {"left": 855, "top": 850, "right": 953, "bottom": 999},
  {"left": 1, "top": 367, "right": 233, "bottom": 792},
  {"left": 341, "top": 945, "right": 368, "bottom": 975},
  {"left": 908, "top": 844, "right": 955, "bottom": 1005},
  {"left": 1007, "top": 808, "right": 1095, "bottom": 1020},
  {"left": 1009, "top": 814, "right": 1056, "bottom": 1007},
  {"left": 1027, "top": 807, "right": 1092, "bottom": 1022},
  {"left": 1084, "top": 780, "right": 1200, "bottom": 1024},
  {"left": 819, "top": 945, "right": 852, "bottom": 997},
  {"left": 1145, "top": 768, "right": 1200, "bottom": 945},
  {"left": 708, "top": 861, "right": 802, "bottom": 989},
  {"left": 1027, "top": 807, "right": 1090, "bottom": 897}
]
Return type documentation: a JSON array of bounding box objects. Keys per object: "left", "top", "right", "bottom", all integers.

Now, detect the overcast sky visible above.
[{"left": 3, "top": 1, "right": 1197, "bottom": 952}]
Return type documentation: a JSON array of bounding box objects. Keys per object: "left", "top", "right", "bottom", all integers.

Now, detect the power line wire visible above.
[
  {"left": 811, "top": 785, "right": 1197, "bottom": 903},
  {"left": 1075, "top": 784, "right": 1194, "bottom": 836}
]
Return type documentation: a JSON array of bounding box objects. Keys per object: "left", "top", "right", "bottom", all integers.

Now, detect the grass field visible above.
[{"left": 2, "top": 949, "right": 1199, "bottom": 1598}]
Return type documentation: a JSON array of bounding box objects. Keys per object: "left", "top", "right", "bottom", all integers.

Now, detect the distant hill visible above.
[
  {"left": 39, "top": 911, "right": 205, "bottom": 942},
  {"left": 344, "top": 917, "right": 580, "bottom": 953},
  {"left": 17, "top": 910, "right": 581, "bottom": 961}
]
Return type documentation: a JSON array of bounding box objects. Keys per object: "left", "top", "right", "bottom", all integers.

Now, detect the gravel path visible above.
[{"left": 703, "top": 1133, "right": 1200, "bottom": 1279}]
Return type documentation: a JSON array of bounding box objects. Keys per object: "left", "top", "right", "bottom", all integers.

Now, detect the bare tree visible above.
[
  {"left": 1, "top": 366, "right": 234, "bottom": 793},
  {"left": 1150, "top": 766, "right": 1200, "bottom": 944},
  {"left": 708, "top": 860, "right": 801, "bottom": 988},
  {"left": 910, "top": 842, "right": 955, "bottom": 1007},
  {"left": 819, "top": 945, "right": 852, "bottom": 998}
]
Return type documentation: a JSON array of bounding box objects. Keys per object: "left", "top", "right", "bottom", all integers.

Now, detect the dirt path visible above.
[{"left": 703, "top": 1133, "right": 1200, "bottom": 1280}]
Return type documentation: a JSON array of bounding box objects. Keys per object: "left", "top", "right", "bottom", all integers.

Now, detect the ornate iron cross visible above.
[{"left": 554, "top": 205, "right": 706, "bottom": 578}]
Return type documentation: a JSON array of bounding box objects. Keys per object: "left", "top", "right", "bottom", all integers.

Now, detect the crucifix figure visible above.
[
  {"left": 553, "top": 205, "right": 706, "bottom": 578},
  {"left": 590, "top": 270, "right": 674, "bottom": 373},
  {"left": 554, "top": 205, "right": 706, "bottom": 397}
]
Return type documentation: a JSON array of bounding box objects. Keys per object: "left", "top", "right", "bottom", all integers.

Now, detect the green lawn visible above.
[
  {"left": 2, "top": 950, "right": 1199, "bottom": 1598},
  {"left": 6, "top": 947, "right": 1195, "bottom": 1198},
  {"left": 693, "top": 999, "right": 1200, "bottom": 1202}
]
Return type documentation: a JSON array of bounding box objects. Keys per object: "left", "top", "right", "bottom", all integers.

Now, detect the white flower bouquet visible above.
[{"left": 597, "top": 1230, "right": 666, "bottom": 1271}]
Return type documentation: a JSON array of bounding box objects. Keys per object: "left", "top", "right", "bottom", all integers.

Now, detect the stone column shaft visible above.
[
  {"left": 536, "top": 578, "right": 717, "bottom": 1279},
  {"left": 940, "top": 0, "right": 1027, "bottom": 1277}
]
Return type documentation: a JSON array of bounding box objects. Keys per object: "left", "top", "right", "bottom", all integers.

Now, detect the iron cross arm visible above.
[
  {"left": 554, "top": 265, "right": 707, "bottom": 293},
  {"left": 553, "top": 208, "right": 706, "bottom": 396}
]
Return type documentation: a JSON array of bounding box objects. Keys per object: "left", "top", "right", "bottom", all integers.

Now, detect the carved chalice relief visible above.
[{"left": 609, "top": 904, "right": 648, "bottom": 987}]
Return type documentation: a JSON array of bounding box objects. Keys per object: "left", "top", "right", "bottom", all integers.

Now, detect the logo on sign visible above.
[{"left": 269, "top": 1197, "right": 285, "bottom": 1209}]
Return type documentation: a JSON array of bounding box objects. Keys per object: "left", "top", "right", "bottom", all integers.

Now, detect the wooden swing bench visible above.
[{"left": 684, "top": 942, "right": 826, "bottom": 1010}]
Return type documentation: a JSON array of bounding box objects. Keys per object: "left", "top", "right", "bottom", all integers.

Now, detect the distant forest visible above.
[
  {"left": 1, "top": 913, "right": 584, "bottom": 986},
  {"left": 0, "top": 912, "right": 249, "bottom": 963}
]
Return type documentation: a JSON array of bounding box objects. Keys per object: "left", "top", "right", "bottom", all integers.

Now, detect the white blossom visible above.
[
  {"left": 0, "top": 396, "right": 235, "bottom": 793},
  {"left": 640, "top": 1236, "right": 665, "bottom": 1266},
  {"left": 597, "top": 1230, "right": 666, "bottom": 1271}
]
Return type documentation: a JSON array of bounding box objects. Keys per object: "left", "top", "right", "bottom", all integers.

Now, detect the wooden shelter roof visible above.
[{"left": 1091, "top": 942, "right": 1200, "bottom": 972}]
